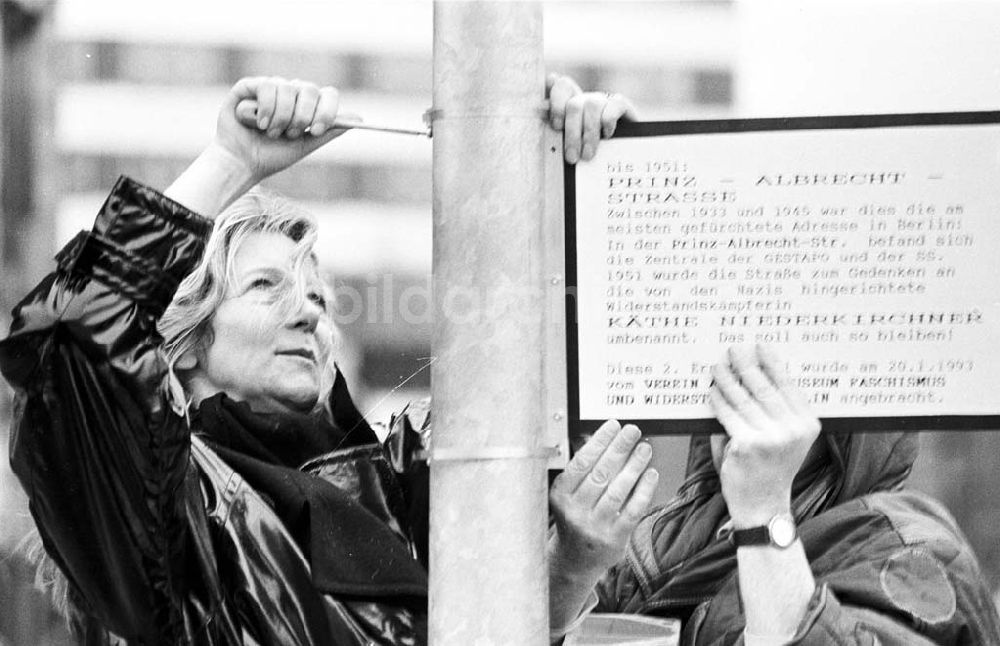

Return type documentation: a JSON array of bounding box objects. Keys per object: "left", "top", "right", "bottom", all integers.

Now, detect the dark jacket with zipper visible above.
[
  {"left": 596, "top": 432, "right": 1000, "bottom": 645},
  {"left": 1, "top": 177, "right": 428, "bottom": 645}
]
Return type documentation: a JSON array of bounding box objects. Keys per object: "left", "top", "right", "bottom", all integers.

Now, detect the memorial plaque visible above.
[{"left": 566, "top": 113, "right": 1000, "bottom": 434}]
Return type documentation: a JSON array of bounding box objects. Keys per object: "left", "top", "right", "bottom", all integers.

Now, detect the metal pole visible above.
[{"left": 429, "top": 2, "right": 548, "bottom": 643}]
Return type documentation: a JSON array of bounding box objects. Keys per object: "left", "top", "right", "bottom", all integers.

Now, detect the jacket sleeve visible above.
[
  {"left": 0, "top": 176, "right": 213, "bottom": 643},
  {"left": 774, "top": 584, "right": 938, "bottom": 645},
  {"left": 786, "top": 551, "right": 1000, "bottom": 645}
]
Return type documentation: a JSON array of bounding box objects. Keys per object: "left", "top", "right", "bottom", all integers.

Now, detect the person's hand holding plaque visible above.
[
  {"left": 709, "top": 345, "right": 822, "bottom": 528},
  {"left": 545, "top": 72, "right": 637, "bottom": 164},
  {"left": 710, "top": 345, "right": 821, "bottom": 643}
]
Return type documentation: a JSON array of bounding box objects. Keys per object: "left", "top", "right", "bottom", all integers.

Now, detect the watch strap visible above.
[
  {"left": 730, "top": 524, "right": 771, "bottom": 547},
  {"left": 730, "top": 513, "right": 797, "bottom": 548}
]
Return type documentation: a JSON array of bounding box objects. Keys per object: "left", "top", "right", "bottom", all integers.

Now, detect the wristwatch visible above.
[{"left": 731, "top": 513, "right": 797, "bottom": 548}]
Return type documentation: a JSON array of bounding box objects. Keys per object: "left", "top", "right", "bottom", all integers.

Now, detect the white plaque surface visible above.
[{"left": 567, "top": 114, "right": 1000, "bottom": 433}]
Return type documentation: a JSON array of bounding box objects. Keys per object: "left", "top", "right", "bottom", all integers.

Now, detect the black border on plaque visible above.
[{"left": 564, "top": 111, "right": 1000, "bottom": 437}]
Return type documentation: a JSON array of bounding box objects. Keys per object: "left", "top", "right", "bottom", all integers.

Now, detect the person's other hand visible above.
[
  {"left": 214, "top": 77, "right": 356, "bottom": 185},
  {"left": 709, "top": 345, "right": 822, "bottom": 527},
  {"left": 549, "top": 420, "right": 658, "bottom": 580},
  {"left": 546, "top": 73, "right": 637, "bottom": 164}
]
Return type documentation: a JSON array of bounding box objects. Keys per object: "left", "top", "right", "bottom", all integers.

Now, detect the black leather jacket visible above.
[{"left": 1, "top": 177, "right": 427, "bottom": 645}]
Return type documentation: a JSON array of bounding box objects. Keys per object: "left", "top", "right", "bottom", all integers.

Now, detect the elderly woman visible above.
[{"left": 0, "top": 77, "right": 654, "bottom": 644}]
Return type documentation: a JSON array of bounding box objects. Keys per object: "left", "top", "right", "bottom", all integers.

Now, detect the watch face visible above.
[{"left": 769, "top": 516, "right": 797, "bottom": 548}]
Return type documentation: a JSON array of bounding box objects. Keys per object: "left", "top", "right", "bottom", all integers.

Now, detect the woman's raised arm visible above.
[{"left": 165, "top": 77, "right": 353, "bottom": 218}]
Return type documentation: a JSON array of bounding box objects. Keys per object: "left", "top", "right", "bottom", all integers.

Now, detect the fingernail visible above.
[
  {"left": 286, "top": 128, "right": 300, "bottom": 139},
  {"left": 267, "top": 128, "right": 281, "bottom": 139},
  {"left": 258, "top": 117, "right": 270, "bottom": 130},
  {"left": 636, "top": 442, "right": 651, "bottom": 457},
  {"left": 310, "top": 123, "right": 327, "bottom": 136},
  {"left": 644, "top": 469, "right": 659, "bottom": 482},
  {"left": 581, "top": 144, "right": 594, "bottom": 160},
  {"left": 566, "top": 148, "right": 579, "bottom": 164},
  {"left": 622, "top": 425, "right": 641, "bottom": 442}
]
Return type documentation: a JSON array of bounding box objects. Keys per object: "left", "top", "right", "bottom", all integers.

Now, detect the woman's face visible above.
[{"left": 188, "top": 231, "right": 331, "bottom": 414}]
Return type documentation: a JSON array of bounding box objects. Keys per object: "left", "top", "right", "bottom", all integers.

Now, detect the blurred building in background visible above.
[{"left": 1, "top": 1, "right": 998, "bottom": 643}]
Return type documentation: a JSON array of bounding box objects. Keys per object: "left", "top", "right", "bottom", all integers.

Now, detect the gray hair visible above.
[{"left": 157, "top": 189, "right": 338, "bottom": 419}]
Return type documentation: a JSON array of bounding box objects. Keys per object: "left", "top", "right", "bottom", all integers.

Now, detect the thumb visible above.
[
  {"left": 224, "top": 77, "right": 267, "bottom": 119},
  {"left": 234, "top": 99, "right": 258, "bottom": 129}
]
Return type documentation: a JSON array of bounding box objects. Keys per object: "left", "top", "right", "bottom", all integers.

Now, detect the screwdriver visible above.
[{"left": 235, "top": 99, "right": 431, "bottom": 137}]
